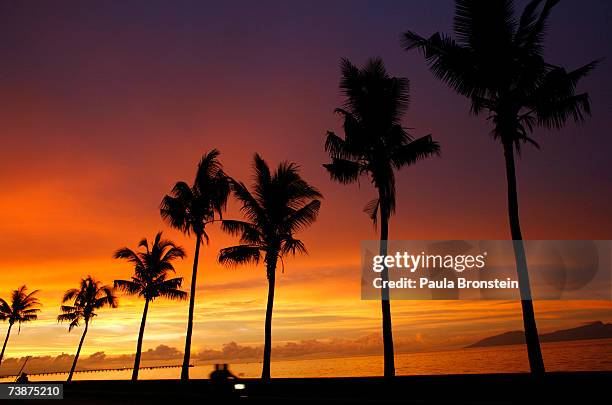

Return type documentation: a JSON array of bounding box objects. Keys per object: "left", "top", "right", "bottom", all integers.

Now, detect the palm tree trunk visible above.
[
  {"left": 379, "top": 203, "right": 395, "bottom": 378},
  {"left": 0, "top": 322, "right": 13, "bottom": 365},
  {"left": 181, "top": 233, "right": 202, "bottom": 380},
  {"left": 132, "top": 299, "right": 150, "bottom": 381},
  {"left": 67, "top": 321, "right": 88, "bottom": 382},
  {"left": 503, "top": 141, "right": 545, "bottom": 376},
  {"left": 262, "top": 256, "right": 277, "bottom": 379}
]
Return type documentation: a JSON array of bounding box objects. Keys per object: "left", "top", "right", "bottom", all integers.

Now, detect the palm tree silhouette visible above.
[
  {"left": 160, "top": 149, "right": 230, "bottom": 380},
  {"left": 219, "top": 154, "right": 322, "bottom": 379},
  {"left": 403, "top": 0, "right": 597, "bottom": 375},
  {"left": 113, "top": 232, "right": 187, "bottom": 380},
  {"left": 0, "top": 286, "right": 41, "bottom": 365},
  {"left": 323, "top": 58, "right": 440, "bottom": 377},
  {"left": 57, "top": 276, "right": 117, "bottom": 382}
]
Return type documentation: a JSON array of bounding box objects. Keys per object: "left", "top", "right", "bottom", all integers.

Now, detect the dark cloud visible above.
[
  {"left": 0, "top": 345, "right": 182, "bottom": 377},
  {"left": 0, "top": 334, "right": 426, "bottom": 377}
]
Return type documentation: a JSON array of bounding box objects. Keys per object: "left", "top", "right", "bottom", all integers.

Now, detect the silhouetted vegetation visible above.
[
  {"left": 219, "top": 154, "right": 322, "bottom": 379},
  {"left": 58, "top": 276, "right": 118, "bottom": 382},
  {"left": 403, "top": 0, "right": 597, "bottom": 375},
  {"left": 0, "top": 0, "right": 603, "bottom": 385},
  {"left": 113, "top": 232, "right": 188, "bottom": 380},
  {"left": 160, "top": 149, "right": 230, "bottom": 380},
  {"left": 0, "top": 286, "right": 41, "bottom": 365},
  {"left": 323, "top": 57, "right": 440, "bottom": 377}
]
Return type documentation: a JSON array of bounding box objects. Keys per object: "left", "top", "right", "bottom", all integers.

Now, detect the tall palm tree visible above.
[
  {"left": 403, "top": 0, "right": 597, "bottom": 375},
  {"left": 219, "top": 154, "right": 322, "bottom": 379},
  {"left": 323, "top": 58, "right": 440, "bottom": 377},
  {"left": 58, "top": 276, "right": 117, "bottom": 382},
  {"left": 160, "top": 149, "right": 230, "bottom": 380},
  {"left": 0, "top": 286, "right": 41, "bottom": 365},
  {"left": 113, "top": 232, "right": 187, "bottom": 380}
]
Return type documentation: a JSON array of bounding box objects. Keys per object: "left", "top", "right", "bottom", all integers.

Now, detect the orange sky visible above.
[
  {"left": 0, "top": 0, "right": 611, "bottom": 367},
  {"left": 0, "top": 156, "right": 610, "bottom": 361}
]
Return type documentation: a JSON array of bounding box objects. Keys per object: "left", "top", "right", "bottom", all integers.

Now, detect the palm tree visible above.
[
  {"left": 160, "top": 149, "right": 230, "bottom": 380},
  {"left": 58, "top": 276, "right": 117, "bottom": 382},
  {"left": 219, "top": 154, "right": 322, "bottom": 379},
  {"left": 402, "top": 0, "right": 597, "bottom": 375},
  {"left": 0, "top": 286, "right": 41, "bottom": 365},
  {"left": 323, "top": 58, "right": 440, "bottom": 377},
  {"left": 113, "top": 232, "right": 187, "bottom": 380}
]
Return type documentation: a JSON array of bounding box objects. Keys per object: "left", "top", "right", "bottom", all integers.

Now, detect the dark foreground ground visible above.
[{"left": 10, "top": 372, "right": 612, "bottom": 404}]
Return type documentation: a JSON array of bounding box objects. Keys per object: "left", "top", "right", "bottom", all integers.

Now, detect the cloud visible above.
[
  {"left": 141, "top": 344, "right": 183, "bottom": 360},
  {"left": 0, "top": 345, "right": 182, "bottom": 377},
  {"left": 0, "top": 333, "right": 427, "bottom": 376},
  {"left": 192, "top": 332, "right": 425, "bottom": 362}
]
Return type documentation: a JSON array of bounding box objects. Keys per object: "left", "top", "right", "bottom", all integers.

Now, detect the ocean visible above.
[{"left": 2, "top": 339, "right": 610, "bottom": 382}]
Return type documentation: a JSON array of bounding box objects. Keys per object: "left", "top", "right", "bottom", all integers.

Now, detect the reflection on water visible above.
[{"left": 2, "top": 339, "right": 610, "bottom": 382}]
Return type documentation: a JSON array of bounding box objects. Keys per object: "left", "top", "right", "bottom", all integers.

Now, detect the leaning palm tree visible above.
[
  {"left": 58, "top": 276, "right": 117, "bottom": 382},
  {"left": 323, "top": 58, "right": 440, "bottom": 377},
  {"left": 219, "top": 154, "right": 322, "bottom": 379},
  {"left": 0, "top": 286, "right": 41, "bottom": 365},
  {"left": 403, "top": 0, "right": 597, "bottom": 375},
  {"left": 113, "top": 232, "right": 187, "bottom": 380},
  {"left": 160, "top": 149, "right": 230, "bottom": 380}
]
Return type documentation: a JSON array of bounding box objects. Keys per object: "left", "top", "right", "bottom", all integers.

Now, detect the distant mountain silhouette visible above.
[{"left": 467, "top": 321, "right": 612, "bottom": 348}]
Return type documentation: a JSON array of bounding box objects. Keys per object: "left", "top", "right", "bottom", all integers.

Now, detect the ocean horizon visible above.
[{"left": 3, "top": 338, "right": 609, "bottom": 382}]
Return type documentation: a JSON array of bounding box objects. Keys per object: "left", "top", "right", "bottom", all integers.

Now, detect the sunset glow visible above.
[{"left": 0, "top": 0, "right": 610, "bottom": 379}]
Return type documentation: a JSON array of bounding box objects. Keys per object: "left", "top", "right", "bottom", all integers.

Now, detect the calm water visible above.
[{"left": 4, "top": 339, "right": 611, "bottom": 382}]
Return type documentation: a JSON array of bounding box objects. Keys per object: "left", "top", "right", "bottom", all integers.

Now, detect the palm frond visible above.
[
  {"left": 277, "top": 165, "right": 323, "bottom": 204},
  {"left": 221, "top": 155, "right": 320, "bottom": 277},
  {"left": 113, "top": 247, "right": 144, "bottom": 269},
  {"left": 533, "top": 93, "right": 591, "bottom": 129},
  {"left": 285, "top": 200, "right": 321, "bottom": 233},
  {"left": 161, "top": 246, "right": 187, "bottom": 263},
  {"left": 19, "top": 314, "right": 38, "bottom": 322},
  {"left": 160, "top": 193, "right": 189, "bottom": 233},
  {"left": 324, "top": 131, "right": 352, "bottom": 160},
  {"left": 231, "top": 179, "right": 266, "bottom": 224},
  {"left": 194, "top": 149, "right": 224, "bottom": 189},
  {"left": 334, "top": 108, "right": 366, "bottom": 149},
  {"left": 221, "top": 220, "right": 262, "bottom": 244},
  {"left": 391, "top": 134, "right": 441, "bottom": 168},
  {"left": 114, "top": 233, "right": 187, "bottom": 303},
  {"left": 158, "top": 276, "right": 184, "bottom": 290},
  {"left": 113, "top": 279, "right": 142, "bottom": 295},
  {"left": 280, "top": 238, "right": 307, "bottom": 257},
  {"left": 363, "top": 198, "right": 380, "bottom": 226},
  {"left": 219, "top": 245, "right": 262, "bottom": 267},
  {"left": 60, "top": 305, "right": 77, "bottom": 313},
  {"left": 253, "top": 154, "right": 272, "bottom": 200},
  {"left": 514, "top": 0, "right": 545, "bottom": 48},
  {"left": 57, "top": 312, "right": 78, "bottom": 322},
  {"left": 0, "top": 298, "right": 10, "bottom": 317},
  {"left": 59, "top": 277, "right": 117, "bottom": 328},
  {"left": 2, "top": 286, "right": 41, "bottom": 325},
  {"left": 454, "top": 0, "right": 516, "bottom": 50},
  {"left": 402, "top": 31, "right": 481, "bottom": 98},
  {"left": 404, "top": 0, "right": 595, "bottom": 155},
  {"left": 158, "top": 287, "right": 188, "bottom": 301},
  {"left": 323, "top": 158, "right": 361, "bottom": 184},
  {"left": 138, "top": 237, "right": 149, "bottom": 251},
  {"left": 62, "top": 288, "right": 80, "bottom": 303},
  {"left": 519, "top": 0, "right": 560, "bottom": 54}
]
